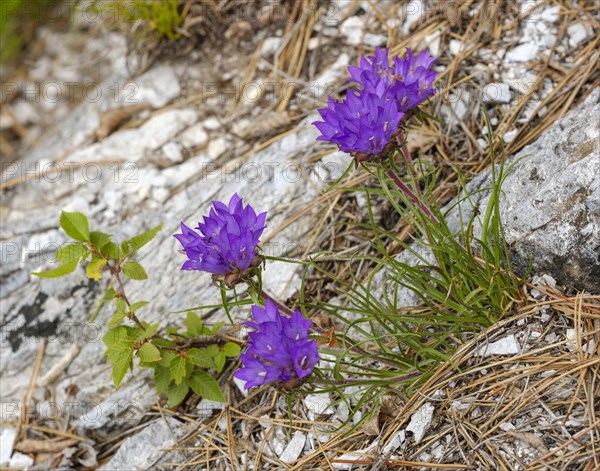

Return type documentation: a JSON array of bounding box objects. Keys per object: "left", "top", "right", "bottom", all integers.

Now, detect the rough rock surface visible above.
[
  {"left": 461, "top": 87, "right": 599, "bottom": 292},
  {"left": 376, "top": 87, "right": 599, "bottom": 305},
  {"left": 0, "top": 56, "right": 335, "bottom": 464},
  {"left": 99, "top": 417, "right": 191, "bottom": 470}
]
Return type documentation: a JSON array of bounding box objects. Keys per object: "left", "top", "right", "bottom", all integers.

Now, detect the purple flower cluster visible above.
[
  {"left": 313, "top": 47, "right": 438, "bottom": 155},
  {"left": 233, "top": 299, "right": 320, "bottom": 389},
  {"left": 174, "top": 193, "right": 267, "bottom": 276}
]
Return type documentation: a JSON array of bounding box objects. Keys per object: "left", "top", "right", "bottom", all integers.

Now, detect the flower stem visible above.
[{"left": 386, "top": 168, "right": 438, "bottom": 224}]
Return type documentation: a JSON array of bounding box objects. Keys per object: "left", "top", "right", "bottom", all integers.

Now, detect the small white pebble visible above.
[
  {"left": 499, "top": 421, "right": 516, "bottom": 431},
  {"left": 279, "top": 431, "right": 306, "bottom": 463},
  {"left": 304, "top": 393, "right": 334, "bottom": 416},
  {"left": 503, "top": 129, "right": 518, "bottom": 143},
  {"left": 476, "top": 335, "right": 521, "bottom": 357},
  {"left": 406, "top": 403, "right": 435, "bottom": 444},
  {"left": 482, "top": 83, "right": 512, "bottom": 104}
]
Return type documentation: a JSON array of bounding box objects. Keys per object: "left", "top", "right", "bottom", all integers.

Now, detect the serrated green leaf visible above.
[
  {"left": 103, "top": 326, "right": 128, "bottom": 347},
  {"left": 187, "top": 348, "right": 215, "bottom": 368},
  {"left": 104, "top": 287, "right": 117, "bottom": 300},
  {"left": 59, "top": 211, "right": 90, "bottom": 242},
  {"left": 166, "top": 326, "right": 179, "bottom": 336},
  {"left": 205, "top": 344, "right": 219, "bottom": 357},
  {"left": 90, "top": 231, "right": 111, "bottom": 250},
  {"left": 202, "top": 322, "right": 223, "bottom": 335},
  {"left": 154, "top": 366, "right": 172, "bottom": 394},
  {"left": 88, "top": 287, "right": 117, "bottom": 322},
  {"left": 55, "top": 243, "right": 87, "bottom": 263},
  {"left": 86, "top": 256, "right": 107, "bottom": 281},
  {"left": 109, "top": 346, "right": 133, "bottom": 388},
  {"left": 222, "top": 342, "right": 241, "bottom": 358},
  {"left": 115, "top": 297, "right": 127, "bottom": 313},
  {"left": 214, "top": 351, "right": 226, "bottom": 373},
  {"left": 169, "top": 355, "right": 187, "bottom": 385},
  {"left": 138, "top": 343, "right": 161, "bottom": 363},
  {"left": 145, "top": 322, "right": 160, "bottom": 338},
  {"left": 100, "top": 241, "right": 121, "bottom": 260},
  {"left": 31, "top": 261, "right": 78, "bottom": 279},
  {"left": 186, "top": 311, "right": 203, "bottom": 337},
  {"left": 186, "top": 371, "right": 225, "bottom": 402},
  {"left": 167, "top": 381, "right": 189, "bottom": 408},
  {"left": 153, "top": 338, "right": 177, "bottom": 349},
  {"left": 130, "top": 301, "right": 148, "bottom": 313},
  {"left": 127, "top": 224, "right": 162, "bottom": 252},
  {"left": 159, "top": 350, "right": 177, "bottom": 367},
  {"left": 122, "top": 261, "right": 147, "bottom": 280},
  {"left": 126, "top": 326, "right": 146, "bottom": 343},
  {"left": 107, "top": 309, "right": 127, "bottom": 327}
]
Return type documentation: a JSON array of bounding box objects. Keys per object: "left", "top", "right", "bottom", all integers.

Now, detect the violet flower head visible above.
[
  {"left": 313, "top": 47, "right": 438, "bottom": 155},
  {"left": 233, "top": 299, "right": 319, "bottom": 390},
  {"left": 174, "top": 193, "right": 267, "bottom": 278},
  {"left": 390, "top": 48, "right": 438, "bottom": 111},
  {"left": 348, "top": 47, "right": 438, "bottom": 111},
  {"left": 313, "top": 89, "right": 404, "bottom": 154}
]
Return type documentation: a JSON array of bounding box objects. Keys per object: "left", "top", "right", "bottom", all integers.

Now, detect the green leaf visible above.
[
  {"left": 185, "top": 358, "right": 194, "bottom": 375},
  {"left": 222, "top": 342, "right": 241, "bottom": 358},
  {"left": 90, "top": 231, "right": 111, "bottom": 250},
  {"left": 159, "top": 350, "right": 177, "bottom": 368},
  {"left": 107, "top": 345, "right": 133, "bottom": 388},
  {"left": 55, "top": 243, "right": 87, "bottom": 263},
  {"left": 130, "top": 301, "right": 149, "bottom": 313},
  {"left": 167, "top": 381, "right": 189, "bottom": 408},
  {"left": 122, "top": 261, "right": 147, "bottom": 280},
  {"left": 187, "top": 348, "right": 214, "bottom": 368},
  {"left": 202, "top": 322, "right": 223, "bottom": 335},
  {"left": 115, "top": 297, "right": 127, "bottom": 313},
  {"left": 138, "top": 343, "right": 161, "bottom": 363},
  {"left": 107, "top": 309, "right": 127, "bottom": 327},
  {"left": 88, "top": 287, "right": 117, "bottom": 322},
  {"left": 86, "top": 256, "right": 107, "bottom": 281},
  {"left": 59, "top": 211, "right": 90, "bottom": 242},
  {"left": 187, "top": 371, "right": 225, "bottom": 403},
  {"left": 186, "top": 311, "right": 203, "bottom": 337},
  {"left": 153, "top": 338, "right": 177, "bottom": 349},
  {"left": 126, "top": 326, "right": 147, "bottom": 344},
  {"left": 100, "top": 241, "right": 121, "bottom": 260},
  {"left": 127, "top": 224, "right": 162, "bottom": 252},
  {"left": 169, "top": 355, "right": 187, "bottom": 385},
  {"left": 205, "top": 345, "right": 219, "bottom": 357},
  {"left": 145, "top": 322, "right": 160, "bottom": 338},
  {"left": 154, "top": 366, "right": 172, "bottom": 394},
  {"left": 103, "top": 326, "right": 128, "bottom": 347},
  {"left": 31, "top": 261, "right": 78, "bottom": 279},
  {"left": 213, "top": 351, "right": 226, "bottom": 373},
  {"left": 166, "top": 326, "right": 179, "bottom": 336}
]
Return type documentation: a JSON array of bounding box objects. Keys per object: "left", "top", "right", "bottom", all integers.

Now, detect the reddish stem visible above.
[{"left": 386, "top": 168, "right": 438, "bottom": 223}]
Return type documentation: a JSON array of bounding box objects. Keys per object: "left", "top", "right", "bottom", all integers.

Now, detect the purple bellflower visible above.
[
  {"left": 313, "top": 47, "right": 438, "bottom": 156},
  {"left": 314, "top": 89, "right": 404, "bottom": 154},
  {"left": 233, "top": 299, "right": 320, "bottom": 390},
  {"left": 174, "top": 193, "right": 266, "bottom": 286}
]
